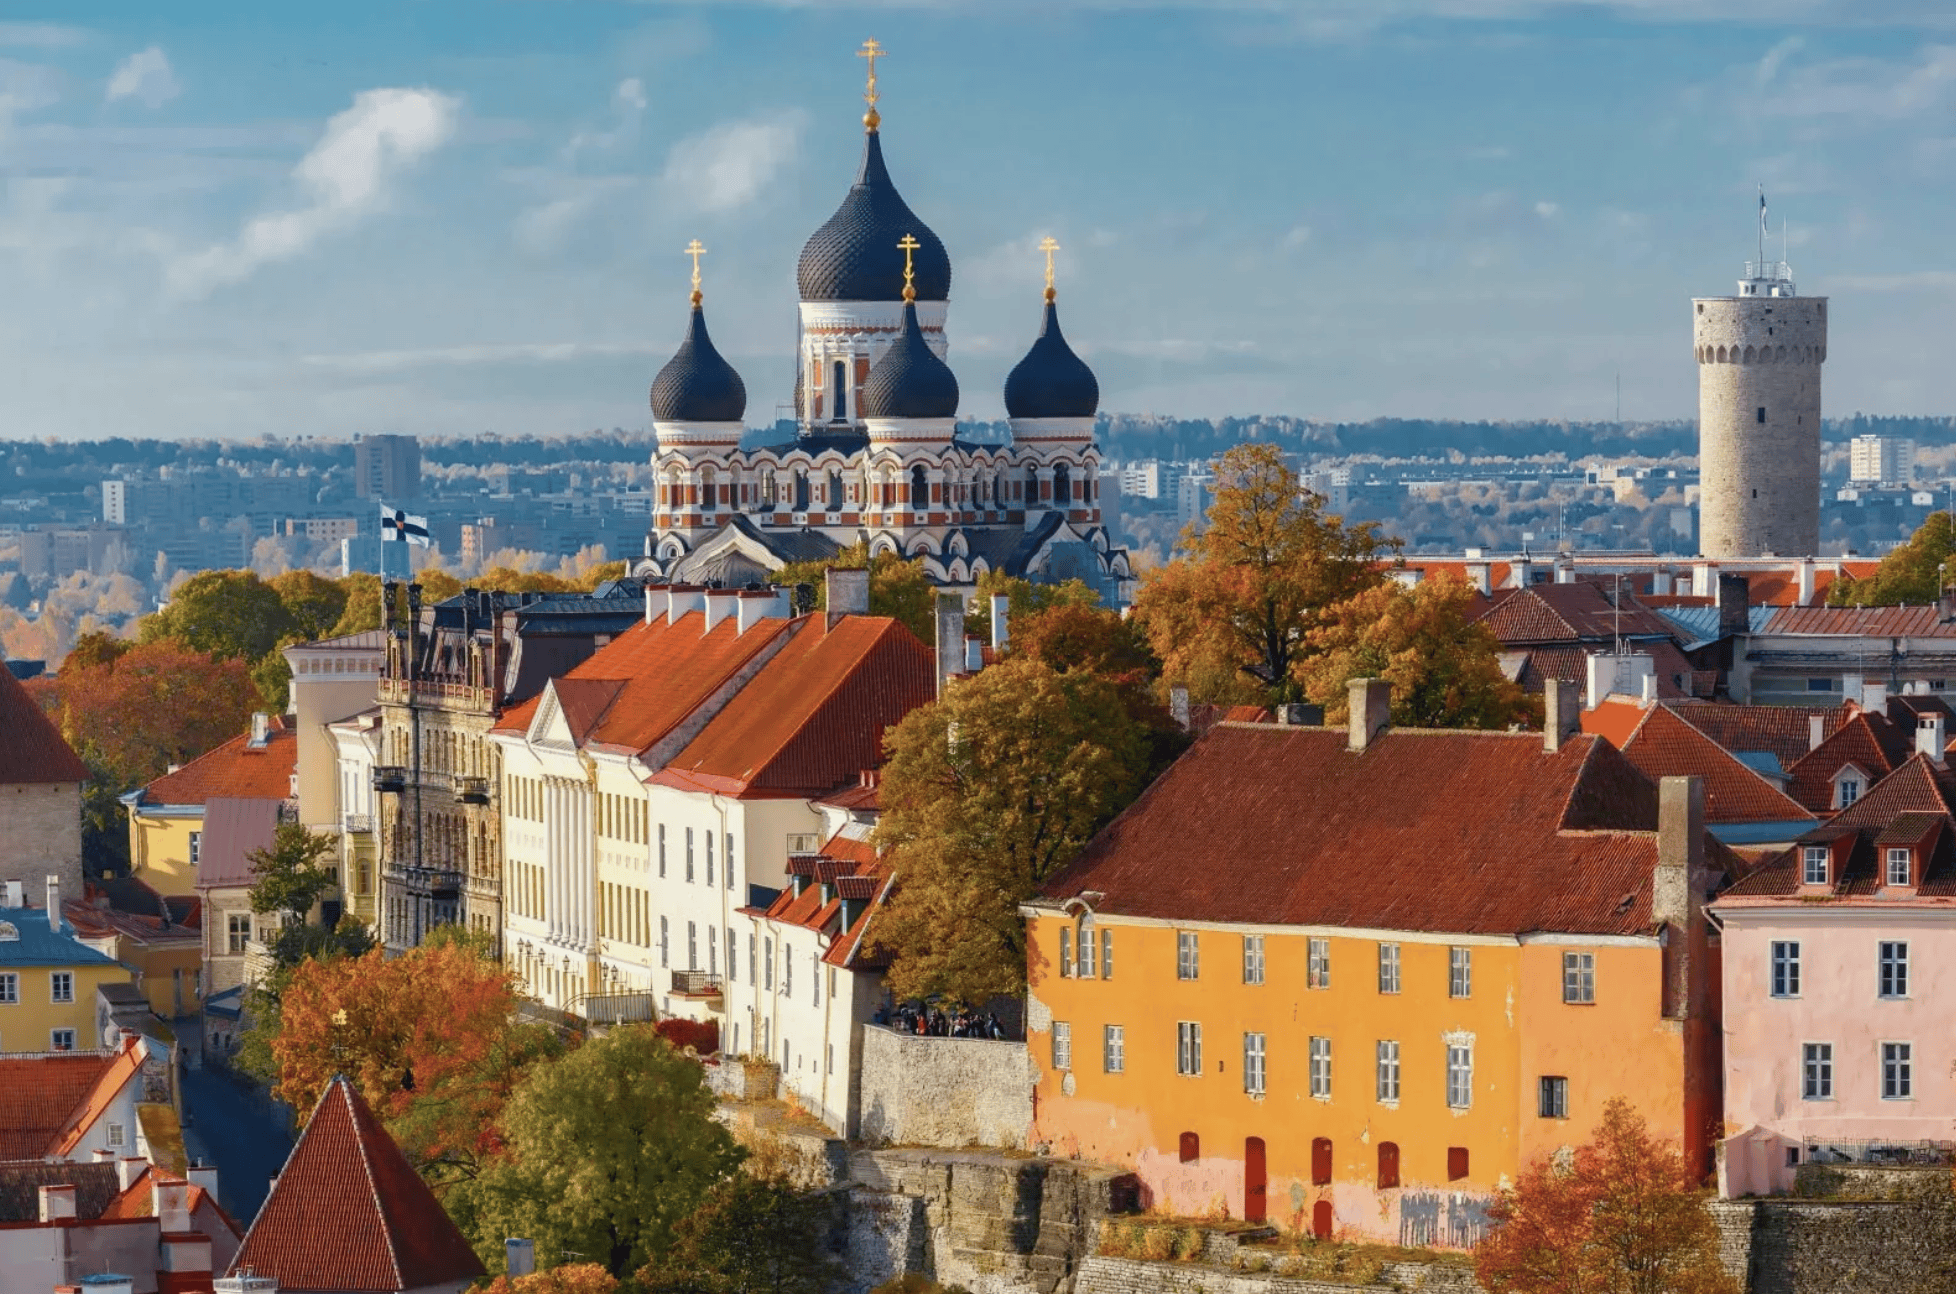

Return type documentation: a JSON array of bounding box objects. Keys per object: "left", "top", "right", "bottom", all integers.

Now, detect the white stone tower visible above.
[{"left": 1693, "top": 240, "right": 1827, "bottom": 559}]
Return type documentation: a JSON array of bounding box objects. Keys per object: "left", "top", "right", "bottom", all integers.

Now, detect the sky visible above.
[{"left": 2, "top": 1, "right": 1954, "bottom": 442}]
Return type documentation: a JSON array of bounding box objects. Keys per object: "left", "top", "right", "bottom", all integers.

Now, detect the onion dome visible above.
[
  {"left": 797, "top": 132, "right": 951, "bottom": 303},
  {"left": 650, "top": 297, "right": 746, "bottom": 423},
  {"left": 1004, "top": 296, "right": 1099, "bottom": 419},
  {"left": 860, "top": 301, "right": 958, "bottom": 419}
]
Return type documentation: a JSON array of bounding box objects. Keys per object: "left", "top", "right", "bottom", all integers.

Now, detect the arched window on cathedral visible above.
[
  {"left": 794, "top": 471, "right": 811, "bottom": 514},
  {"left": 1026, "top": 466, "right": 1043, "bottom": 506},
  {"left": 828, "top": 470, "right": 844, "bottom": 512},
  {"left": 760, "top": 469, "right": 777, "bottom": 509},
  {"left": 1053, "top": 462, "right": 1072, "bottom": 505},
  {"left": 910, "top": 466, "right": 930, "bottom": 512},
  {"left": 833, "top": 359, "right": 849, "bottom": 422},
  {"left": 996, "top": 470, "right": 1007, "bottom": 507},
  {"left": 699, "top": 466, "right": 717, "bottom": 512}
]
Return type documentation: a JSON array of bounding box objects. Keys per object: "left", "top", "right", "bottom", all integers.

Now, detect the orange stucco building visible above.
[{"left": 1024, "top": 681, "right": 1727, "bottom": 1248}]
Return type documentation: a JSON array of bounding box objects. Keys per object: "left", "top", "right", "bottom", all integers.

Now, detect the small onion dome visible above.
[
  {"left": 797, "top": 132, "right": 951, "bottom": 303},
  {"left": 1004, "top": 297, "right": 1099, "bottom": 419},
  {"left": 860, "top": 301, "right": 958, "bottom": 420},
  {"left": 650, "top": 299, "right": 747, "bottom": 424}
]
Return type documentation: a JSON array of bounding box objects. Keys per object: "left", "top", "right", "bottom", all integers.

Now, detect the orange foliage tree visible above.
[
  {"left": 28, "top": 637, "right": 257, "bottom": 790},
  {"left": 271, "top": 940, "right": 558, "bottom": 1181},
  {"left": 478, "top": 1265, "right": 619, "bottom": 1294},
  {"left": 1476, "top": 1098, "right": 1737, "bottom": 1294}
]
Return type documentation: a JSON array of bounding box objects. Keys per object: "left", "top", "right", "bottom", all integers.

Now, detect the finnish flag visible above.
[{"left": 381, "top": 506, "right": 431, "bottom": 547}]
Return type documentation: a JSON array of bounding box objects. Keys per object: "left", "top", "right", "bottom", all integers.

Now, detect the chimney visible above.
[
  {"left": 990, "top": 594, "right": 1011, "bottom": 653},
  {"left": 1640, "top": 671, "right": 1659, "bottom": 705},
  {"left": 1465, "top": 561, "right": 1491, "bottom": 595},
  {"left": 1796, "top": 557, "right": 1816, "bottom": 606},
  {"left": 116, "top": 1156, "right": 146, "bottom": 1191},
  {"left": 1694, "top": 561, "right": 1717, "bottom": 599},
  {"left": 735, "top": 588, "right": 791, "bottom": 633},
  {"left": 93, "top": 1147, "right": 114, "bottom": 1162},
  {"left": 701, "top": 588, "right": 739, "bottom": 631},
  {"left": 1170, "top": 686, "right": 1191, "bottom": 731},
  {"left": 249, "top": 711, "right": 271, "bottom": 747},
  {"left": 935, "top": 593, "right": 966, "bottom": 697},
  {"left": 186, "top": 1161, "right": 219, "bottom": 1200},
  {"left": 38, "top": 1183, "right": 77, "bottom": 1221},
  {"left": 77, "top": 1279, "right": 135, "bottom": 1294},
  {"left": 46, "top": 875, "right": 62, "bottom": 931},
  {"left": 1513, "top": 556, "right": 1533, "bottom": 587},
  {"left": 1544, "top": 678, "right": 1581, "bottom": 753},
  {"left": 666, "top": 584, "right": 706, "bottom": 625},
  {"left": 1654, "top": 775, "right": 1706, "bottom": 1021},
  {"left": 1555, "top": 557, "right": 1575, "bottom": 584},
  {"left": 507, "top": 1238, "right": 538, "bottom": 1278},
  {"left": 1809, "top": 714, "right": 1827, "bottom": 752},
  {"left": 1347, "top": 677, "right": 1391, "bottom": 752},
  {"left": 1717, "top": 574, "right": 1750, "bottom": 640},
  {"left": 964, "top": 634, "right": 984, "bottom": 673},
  {"left": 1651, "top": 567, "right": 1673, "bottom": 596},
  {"left": 1276, "top": 703, "right": 1323, "bottom": 726},
  {"left": 3, "top": 878, "right": 20, "bottom": 908},
  {"left": 1862, "top": 681, "right": 1888, "bottom": 711},
  {"left": 825, "top": 567, "right": 870, "bottom": 617},
  {"left": 1918, "top": 712, "right": 1947, "bottom": 765},
  {"left": 156, "top": 1176, "right": 192, "bottom": 1233},
  {"left": 643, "top": 582, "right": 665, "bottom": 625}
]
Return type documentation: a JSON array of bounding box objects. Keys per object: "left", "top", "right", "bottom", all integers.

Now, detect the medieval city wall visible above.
[
  {"left": 1693, "top": 296, "right": 1826, "bottom": 560},
  {"left": 857, "top": 1024, "right": 1035, "bottom": 1150}
]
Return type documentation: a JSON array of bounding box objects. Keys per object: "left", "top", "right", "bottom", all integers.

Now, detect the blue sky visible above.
[{"left": 2, "top": 1, "right": 1953, "bottom": 441}]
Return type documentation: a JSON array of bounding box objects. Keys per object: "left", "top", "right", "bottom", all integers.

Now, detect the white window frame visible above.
[
  {"left": 1176, "top": 931, "right": 1199, "bottom": 981},
  {"left": 50, "top": 1028, "right": 75, "bottom": 1052},
  {"left": 1100, "top": 927, "right": 1113, "bottom": 980},
  {"left": 49, "top": 971, "right": 72, "bottom": 1005},
  {"left": 1446, "top": 1042, "right": 1473, "bottom": 1109},
  {"left": 660, "top": 916, "right": 669, "bottom": 969},
  {"left": 1309, "top": 1036, "right": 1331, "bottom": 1100},
  {"left": 1058, "top": 927, "right": 1073, "bottom": 978},
  {"left": 1887, "top": 847, "right": 1912, "bottom": 887},
  {"left": 1052, "top": 1022, "right": 1072, "bottom": 1072},
  {"left": 1176, "top": 1021, "right": 1202, "bottom": 1076},
  {"left": 1562, "top": 951, "right": 1595, "bottom": 1004},
  {"left": 1802, "top": 845, "right": 1829, "bottom": 886},
  {"left": 1879, "top": 941, "right": 1909, "bottom": 999},
  {"left": 106, "top": 1122, "right": 126, "bottom": 1149},
  {"left": 1377, "top": 942, "right": 1401, "bottom": 995},
  {"left": 1077, "top": 921, "right": 1097, "bottom": 978},
  {"left": 1307, "top": 937, "right": 1330, "bottom": 989},
  {"left": 1104, "top": 1024, "right": 1124, "bottom": 1074},
  {"left": 1834, "top": 771, "right": 1863, "bottom": 809},
  {"left": 1244, "top": 1032, "right": 1266, "bottom": 1096},
  {"left": 1771, "top": 941, "right": 1801, "bottom": 998},
  {"left": 1882, "top": 1041, "right": 1913, "bottom": 1100},
  {"left": 1802, "top": 1042, "right": 1833, "bottom": 1100},
  {"left": 0, "top": 972, "right": 16, "bottom": 1005},
  {"left": 1449, "top": 946, "right": 1472, "bottom": 999},
  {"left": 188, "top": 831, "right": 201, "bottom": 867},
  {"left": 1243, "top": 935, "right": 1265, "bottom": 986},
  {"left": 1376, "top": 1040, "right": 1400, "bottom": 1103}
]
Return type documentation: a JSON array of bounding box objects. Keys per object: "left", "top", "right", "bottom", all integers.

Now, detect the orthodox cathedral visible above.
[{"left": 635, "top": 42, "right": 1133, "bottom": 603}]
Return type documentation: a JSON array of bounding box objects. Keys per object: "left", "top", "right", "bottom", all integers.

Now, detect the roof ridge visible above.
[
  {"left": 736, "top": 618, "right": 899, "bottom": 778},
  {"left": 1651, "top": 704, "right": 1811, "bottom": 818},
  {"left": 342, "top": 1080, "right": 410, "bottom": 1289}
]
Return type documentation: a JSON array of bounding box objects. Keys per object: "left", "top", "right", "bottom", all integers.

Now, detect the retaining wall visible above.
[{"left": 857, "top": 1025, "right": 1034, "bottom": 1149}]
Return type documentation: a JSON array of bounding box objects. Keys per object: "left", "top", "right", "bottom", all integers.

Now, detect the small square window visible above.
[
  {"left": 49, "top": 972, "right": 73, "bottom": 1005},
  {"left": 1802, "top": 845, "right": 1829, "bottom": 886},
  {"left": 50, "top": 1029, "right": 75, "bottom": 1052},
  {"left": 0, "top": 973, "right": 16, "bottom": 1005},
  {"left": 106, "top": 1123, "right": 126, "bottom": 1149}
]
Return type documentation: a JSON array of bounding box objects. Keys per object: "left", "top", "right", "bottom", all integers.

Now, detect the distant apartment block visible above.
[
  {"left": 1118, "top": 460, "right": 1164, "bottom": 500},
  {"left": 16, "top": 526, "right": 127, "bottom": 581},
  {"left": 1177, "top": 472, "right": 1213, "bottom": 528},
  {"left": 1849, "top": 435, "right": 1913, "bottom": 486},
  {"left": 284, "top": 516, "right": 360, "bottom": 542},
  {"left": 353, "top": 434, "right": 421, "bottom": 500}
]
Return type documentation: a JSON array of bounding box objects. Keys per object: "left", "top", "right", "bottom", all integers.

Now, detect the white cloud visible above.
[
  {"left": 1534, "top": 200, "right": 1560, "bottom": 218},
  {"left": 1281, "top": 223, "right": 1312, "bottom": 248},
  {"left": 1749, "top": 43, "right": 1956, "bottom": 122},
  {"left": 105, "top": 47, "right": 179, "bottom": 109},
  {"left": 659, "top": 109, "right": 805, "bottom": 213},
  {"left": 1754, "top": 35, "right": 1803, "bottom": 88},
  {"left": 167, "top": 87, "right": 460, "bottom": 297}
]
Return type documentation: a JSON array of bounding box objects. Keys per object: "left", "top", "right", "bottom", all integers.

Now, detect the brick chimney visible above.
[
  {"left": 1717, "top": 574, "right": 1750, "bottom": 640},
  {"left": 1544, "top": 678, "right": 1580, "bottom": 753},
  {"left": 1348, "top": 678, "right": 1391, "bottom": 752},
  {"left": 990, "top": 593, "right": 1011, "bottom": 653},
  {"left": 1918, "top": 711, "right": 1947, "bottom": 765},
  {"left": 935, "top": 593, "right": 966, "bottom": 697},
  {"left": 1654, "top": 775, "right": 1705, "bottom": 1021}
]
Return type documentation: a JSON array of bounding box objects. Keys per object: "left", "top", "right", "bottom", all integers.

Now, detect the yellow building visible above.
[
  {"left": 0, "top": 884, "right": 134, "bottom": 1054},
  {"left": 1025, "top": 684, "right": 1725, "bottom": 1248},
  {"left": 123, "top": 715, "right": 297, "bottom": 899}
]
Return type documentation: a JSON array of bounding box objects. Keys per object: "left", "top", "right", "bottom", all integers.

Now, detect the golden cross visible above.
[
  {"left": 897, "top": 233, "right": 920, "bottom": 300},
  {"left": 1039, "top": 236, "right": 1060, "bottom": 295},
  {"left": 858, "top": 39, "right": 885, "bottom": 109},
  {"left": 684, "top": 239, "right": 706, "bottom": 294}
]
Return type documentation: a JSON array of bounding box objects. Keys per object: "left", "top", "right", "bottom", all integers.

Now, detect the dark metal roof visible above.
[
  {"left": 1004, "top": 299, "right": 1099, "bottom": 419},
  {"left": 651, "top": 303, "right": 747, "bottom": 424},
  {"left": 860, "top": 301, "right": 959, "bottom": 420},
  {"left": 796, "top": 130, "right": 951, "bottom": 303}
]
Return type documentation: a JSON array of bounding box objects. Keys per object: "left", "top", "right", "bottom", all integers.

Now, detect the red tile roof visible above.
[
  {"left": 101, "top": 1165, "right": 243, "bottom": 1242},
  {"left": 1476, "top": 582, "right": 1680, "bottom": 646},
  {"left": 1763, "top": 604, "right": 1956, "bottom": 637},
  {"left": 1041, "top": 725, "right": 1724, "bottom": 936},
  {"left": 1663, "top": 701, "right": 1843, "bottom": 773},
  {"left": 0, "top": 1048, "right": 127, "bottom": 1160},
  {"left": 47, "top": 1037, "right": 146, "bottom": 1158},
  {"left": 1786, "top": 711, "right": 1909, "bottom": 812},
  {"left": 230, "top": 1077, "right": 484, "bottom": 1291},
  {"left": 141, "top": 719, "right": 295, "bottom": 807},
  {"left": 1723, "top": 756, "right": 1956, "bottom": 900},
  {"left": 652, "top": 617, "right": 935, "bottom": 798},
  {"left": 0, "top": 665, "right": 88, "bottom": 784},
  {"left": 1581, "top": 697, "right": 1648, "bottom": 751},
  {"left": 1616, "top": 707, "right": 1813, "bottom": 825}
]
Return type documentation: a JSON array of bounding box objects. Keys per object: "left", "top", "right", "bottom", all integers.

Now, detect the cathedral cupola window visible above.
[
  {"left": 829, "top": 470, "right": 845, "bottom": 511},
  {"left": 794, "top": 471, "right": 811, "bottom": 514},
  {"left": 1054, "top": 462, "right": 1072, "bottom": 505},
  {"left": 909, "top": 465, "right": 930, "bottom": 511}
]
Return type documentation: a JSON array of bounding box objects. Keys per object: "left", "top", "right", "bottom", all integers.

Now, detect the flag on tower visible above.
[
  {"left": 381, "top": 506, "right": 431, "bottom": 546},
  {"left": 1760, "top": 189, "right": 1768, "bottom": 235}
]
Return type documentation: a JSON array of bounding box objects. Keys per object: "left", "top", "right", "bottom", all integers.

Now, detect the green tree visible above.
[
  {"left": 139, "top": 569, "right": 298, "bottom": 661},
  {"left": 1132, "top": 443, "right": 1393, "bottom": 704},
  {"left": 774, "top": 542, "right": 935, "bottom": 645},
  {"left": 871, "top": 657, "right": 1159, "bottom": 1003},
  {"left": 637, "top": 1176, "right": 842, "bottom": 1294},
  {"left": 450, "top": 1025, "right": 744, "bottom": 1276},
  {"left": 1829, "top": 510, "right": 1955, "bottom": 606},
  {"left": 269, "top": 569, "right": 351, "bottom": 640},
  {"left": 246, "top": 822, "right": 339, "bottom": 922},
  {"left": 331, "top": 572, "right": 386, "bottom": 636}
]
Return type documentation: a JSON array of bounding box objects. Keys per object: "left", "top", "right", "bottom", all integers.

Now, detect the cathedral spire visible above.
[{"left": 858, "top": 38, "right": 885, "bottom": 133}]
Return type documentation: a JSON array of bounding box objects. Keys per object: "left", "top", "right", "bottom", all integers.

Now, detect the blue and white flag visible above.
[
  {"left": 381, "top": 506, "right": 431, "bottom": 547},
  {"left": 1760, "top": 189, "right": 1769, "bottom": 235}
]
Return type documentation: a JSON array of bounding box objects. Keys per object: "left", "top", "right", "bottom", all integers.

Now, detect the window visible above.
[
  {"left": 1103, "top": 1025, "right": 1125, "bottom": 1073},
  {"left": 1176, "top": 1021, "right": 1203, "bottom": 1076},
  {"left": 686, "top": 921, "right": 697, "bottom": 972},
  {"left": 1539, "top": 1076, "right": 1569, "bottom": 1119},
  {"left": 660, "top": 917, "right": 669, "bottom": 968},
  {"left": 1077, "top": 921, "right": 1097, "bottom": 978},
  {"left": 1757, "top": 405, "right": 1766, "bottom": 424},
  {"left": 228, "top": 913, "right": 249, "bottom": 955},
  {"left": 1837, "top": 777, "right": 1861, "bottom": 808},
  {"left": 812, "top": 956, "right": 820, "bottom": 1006},
  {"left": 1448, "top": 1147, "right": 1469, "bottom": 1182},
  {"left": 1879, "top": 942, "right": 1909, "bottom": 998},
  {"left": 828, "top": 1043, "right": 835, "bottom": 1074},
  {"left": 1449, "top": 947, "right": 1472, "bottom": 999},
  {"left": 50, "top": 1029, "right": 74, "bottom": 1052},
  {"left": 1242, "top": 935, "right": 1265, "bottom": 985},
  {"left": 1309, "top": 1037, "right": 1331, "bottom": 1099},
  {"left": 705, "top": 832, "right": 715, "bottom": 887},
  {"left": 658, "top": 823, "right": 666, "bottom": 877},
  {"left": 0, "top": 973, "right": 16, "bottom": 1004},
  {"left": 726, "top": 833, "right": 736, "bottom": 891},
  {"left": 1058, "top": 927, "right": 1073, "bottom": 978},
  {"left": 727, "top": 930, "right": 737, "bottom": 983},
  {"left": 686, "top": 827, "right": 695, "bottom": 882},
  {"left": 1882, "top": 1042, "right": 1913, "bottom": 1099},
  {"left": 1377, "top": 943, "right": 1400, "bottom": 994},
  {"left": 784, "top": 946, "right": 793, "bottom": 998},
  {"left": 1446, "top": 1042, "right": 1473, "bottom": 1109},
  {"left": 49, "top": 972, "right": 73, "bottom": 1004},
  {"left": 106, "top": 1122, "right": 126, "bottom": 1149},
  {"left": 1243, "top": 1032, "right": 1266, "bottom": 1096},
  {"left": 1887, "top": 847, "right": 1912, "bottom": 887},
  {"left": 1802, "top": 1043, "right": 1833, "bottom": 1100},
  {"left": 1179, "top": 1131, "right": 1200, "bottom": 1162},
  {"left": 764, "top": 938, "right": 775, "bottom": 990},
  {"left": 1101, "top": 927, "right": 1113, "bottom": 979},
  {"left": 1771, "top": 942, "right": 1801, "bottom": 998},
  {"left": 188, "top": 831, "right": 202, "bottom": 867},
  {"left": 1177, "top": 931, "right": 1199, "bottom": 980},
  {"left": 1802, "top": 845, "right": 1829, "bottom": 886},
  {"left": 1375, "top": 1040, "right": 1400, "bottom": 1103},
  {"left": 1052, "top": 1022, "right": 1072, "bottom": 1071},
  {"left": 1562, "top": 951, "right": 1595, "bottom": 1004},
  {"left": 1307, "top": 937, "right": 1330, "bottom": 989}
]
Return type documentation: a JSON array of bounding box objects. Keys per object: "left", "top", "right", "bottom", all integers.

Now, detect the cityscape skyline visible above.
[{"left": 2, "top": 2, "right": 1953, "bottom": 440}]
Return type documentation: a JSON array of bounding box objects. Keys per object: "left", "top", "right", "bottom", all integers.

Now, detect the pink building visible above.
[{"left": 1714, "top": 713, "right": 1956, "bottom": 1197}]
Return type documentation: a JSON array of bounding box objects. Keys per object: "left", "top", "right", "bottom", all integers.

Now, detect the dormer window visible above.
[
  {"left": 1834, "top": 773, "right": 1862, "bottom": 808},
  {"left": 1887, "top": 847, "right": 1912, "bottom": 887},
  {"left": 1802, "top": 845, "right": 1829, "bottom": 886}
]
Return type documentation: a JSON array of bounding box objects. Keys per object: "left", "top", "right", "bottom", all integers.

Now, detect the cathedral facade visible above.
[{"left": 636, "top": 46, "right": 1132, "bottom": 603}]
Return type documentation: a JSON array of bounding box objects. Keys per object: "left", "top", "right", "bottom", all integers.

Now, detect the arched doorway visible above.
[{"left": 1244, "top": 1137, "right": 1267, "bottom": 1223}]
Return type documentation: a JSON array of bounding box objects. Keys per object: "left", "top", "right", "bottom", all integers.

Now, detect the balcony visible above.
[
  {"left": 453, "top": 775, "right": 490, "bottom": 805},
  {"left": 372, "top": 766, "right": 406, "bottom": 794},
  {"left": 670, "top": 970, "right": 723, "bottom": 1001},
  {"left": 342, "top": 813, "right": 375, "bottom": 835}
]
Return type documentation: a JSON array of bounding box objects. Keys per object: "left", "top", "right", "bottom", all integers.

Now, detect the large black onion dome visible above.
[
  {"left": 860, "top": 302, "right": 958, "bottom": 419},
  {"left": 651, "top": 302, "right": 747, "bottom": 423},
  {"left": 1004, "top": 299, "right": 1099, "bottom": 419},
  {"left": 797, "top": 132, "right": 951, "bottom": 302}
]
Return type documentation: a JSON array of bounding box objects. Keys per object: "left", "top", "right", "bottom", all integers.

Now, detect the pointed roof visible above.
[
  {"left": 797, "top": 129, "right": 951, "bottom": 303},
  {"left": 1616, "top": 706, "right": 1814, "bottom": 825},
  {"left": 860, "top": 300, "right": 959, "bottom": 420},
  {"left": 651, "top": 301, "right": 747, "bottom": 424},
  {"left": 0, "top": 664, "right": 88, "bottom": 784},
  {"left": 1476, "top": 581, "right": 1680, "bottom": 646},
  {"left": 1004, "top": 298, "right": 1099, "bottom": 420},
  {"left": 0, "top": 1047, "right": 131, "bottom": 1160},
  {"left": 230, "top": 1077, "right": 484, "bottom": 1291},
  {"left": 1722, "top": 755, "right": 1956, "bottom": 900}
]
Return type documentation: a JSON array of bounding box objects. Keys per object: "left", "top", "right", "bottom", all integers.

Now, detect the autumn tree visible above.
[
  {"left": 449, "top": 1025, "right": 743, "bottom": 1276},
  {"left": 478, "top": 1266, "right": 619, "bottom": 1294},
  {"left": 269, "top": 569, "right": 351, "bottom": 640},
  {"left": 637, "top": 1176, "right": 842, "bottom": 1294},
  {"left": 1132, "top": 443, "right": 1393, "bottom": 704},
  {"left": 961, "top": 570, "right": 1102, "bottom": 646},
  {"left": 139, "top": 569, "right": 298, "bottom": 661},
  {"left": 774, "top": 543, "right": 935, "bottom": 645},
  {"left": 1476, "top": 1098, "right": 1737, "bottom": 1294},
  {"left": 1296, "top": 571, "right": 1535, "bottom": 729},
  {"left": 872, "top": 657, "right": 1160, "bottom": 1003},
  {"left": 246, "top": 822, "right": 339, "bottom": 922},
  {"left": 1829, "top": 509, "right": 1954, "bottom": 606},
  {"left": 331, "top": 572, "right": 386, "bottom": 636}
]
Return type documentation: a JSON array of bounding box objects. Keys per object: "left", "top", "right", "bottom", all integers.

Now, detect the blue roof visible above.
[
  {"left": 1708, "top": 821, "right": 1818, "bottom": 846},
  {"left": 1732, "top": 749, "right": 1786, "bottom": 779},
  {"left": 0, "top": 907, "right": 121, "bottom": 968},
  {"left": 1655, "top": 604, "right": 1778, "bottom": 651}
]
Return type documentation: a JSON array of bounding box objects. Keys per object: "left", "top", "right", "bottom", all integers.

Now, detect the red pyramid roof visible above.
[{"left": 0, "top": 666, "right": 88, "bottom": 784}]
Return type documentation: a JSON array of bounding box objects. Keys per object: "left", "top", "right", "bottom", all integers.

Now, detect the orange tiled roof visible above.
[
  {"left": 653, "top": 616, "right": 934, "bottom": 798},
  {"left": 1787, "top": 711, "right": 1909, "bottom": 812},
  {"left": 46, "top": 1037, "right": 146, "bottom": 1158},
  {"left": 1477, "top": 582, "right": 1680, "bottom": 646},
  {"left": 229, "top": 1077, "right": 484, "bottom": 1290},
  {"left": 1040, "top": 725, "right": 1731, "bottom": 936},
  {"left": 760, "top": 828, "right": 894, "bottom": 971},
  {"left": 1617, "top": 707, "right": 1813, "bottom": 825},
  {"left": 1764, "top": 604, "right": 1956, "bottom": 637},
  {"left": 141, "top": 719, "right": 295, "bottom": 807},
  {"left": 100, "top": 1164, "right": 243, "bottom": 1241},
  {"left": 0, "top": 664, "right": 88, "bottom": 784},
  {"left": 1664, "top": 701, "right": 1844, "bottom": 773},
  {"left": 0, "top": 1048, "right": 128, "bottom": 1160},
  {"left": 1581, "top": 696, "right": 1649, "bottom": 750},
  {"left": 1724, "top": 756, "right": 1956, "bottom": 900}
]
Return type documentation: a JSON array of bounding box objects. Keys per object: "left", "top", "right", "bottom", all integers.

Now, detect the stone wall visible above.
[
  {"left": 857, "top": 1024, "right": 1034, "bottom": 1149},
  {"left": 1, "top": 781, "right": 82, "bottom": 907},
  {"left": 1071, "top": 1256, "right": 1478, "bottom": 1294},
  {"left": 1710, "top": 1198, "right": 1956, "bottom": 1294}
]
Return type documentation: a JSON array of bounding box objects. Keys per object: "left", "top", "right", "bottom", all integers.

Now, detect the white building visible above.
[
  {"left": 1176, "top": 473, "right": 1213, "bottom": 529},
  {"left": 1117, "top": 460, "right": 1164, "bottom": 500},
  {"left": 1848, "top": 434, "right": 1913, "bottom": 486},
  {"left": 327, "top": 708, "right": 383, "bottom": 927}
]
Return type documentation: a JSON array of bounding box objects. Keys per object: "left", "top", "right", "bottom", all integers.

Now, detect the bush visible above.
[
  {"left": 1171, "top": 1227, "right": 1203, "bottom": 1261},
  {"left": 1138, "top": 1227, "right": 1176, "bottom": 1262}
]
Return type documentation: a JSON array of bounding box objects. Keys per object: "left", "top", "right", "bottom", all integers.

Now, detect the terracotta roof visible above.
[
  {"left": 1040, "top": 725, "right": 1721, "bottom": 936},
  {"left": 1581, "top": 697, "right": 1648, "bottom": 750},
  {"left": 1786, "top": 711, "right": 1911, "bottom": 812},
  {"left": 194, "top": 797, "right": 281, "bottom": 889},
  {"left": 1663, "top": 701, "right": 1843, "bottom": 772},
  {"left": 0, "top": 1158, "right": 120, "bottom": 1221},
  {"left": 1723, "top": 756, "right": 1956, "bottom": 900},
  {"left": 652, "top": 616, "right": 935, "bottom": 798},
  {"left": 0, "top": 1049, "right": 126, "bottom": 1160},
  {"left": 0, "top": 664, "right": 88, "bottom": 784},
  {"left": 230, "top": 1077, "right": 485, "bottom": 1291},
  {"left": 1476, "top": 582, "right": 1680, "bottom": 646},
  {"left": 1616, "top": 707, "right": 1815, "bottom": 825},
  {"left": 47, "top": 1036, "right": 147, "bottom": 1158},
  {"left": 101, "top": 1165, "right": 243, "bottom": 1240},
  {"left": 1763, "top": 605, "right": 1956, "bottom": 638},
  {"left": 141, "top": 719, "right": 295, "bottom": 807}
]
